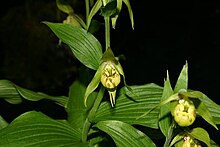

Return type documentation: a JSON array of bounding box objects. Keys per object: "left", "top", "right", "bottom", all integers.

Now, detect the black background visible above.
[{"left": 0, "top": 0, "right": 220, "bottom": 145}]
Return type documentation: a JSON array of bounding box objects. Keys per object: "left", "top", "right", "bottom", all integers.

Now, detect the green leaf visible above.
[
  {"left": 0, "top": 111, "right": 87, "bottom": 147},
  {"left": 174, "top": 62, "right": 188, "bottom": 93},
  {"left": 178, "top": 90, "right": 220, "bottom": 127},
  {"left": 179, "top": 90, "right": 218, "bottom": 129},
  {"left": 196, "top": 100, "right": 218, "bottom": 130},
  {"left": 88, "top": 136, "right": 105, "bottom": 146},
  {"left": 0, "top": 80, "right": 68, "bottom": 107},
  {"left": 187, "top": 127, "right": 211, "bottom": 147},
  {"left": 67, "top": 81, "right": 87, "bottom": 129},
  {"left": 111, "top": 0, "right": 122, "bottom": 28},
  {"left": 196, "top": 91, "right": 220, "bottom": 125},
  {"left": 94, "top": 83, "right": 163, "bottom": 129},
  {"left": 122, "top": 0, "right": 134, "bottom": 29},
  {"left": 84, "top": 66, "right": 102, "bottom": 107},
  {"left": 210, "top": 139, "right": 219, "bottom": 147},
  {"left": 67, "top": 67, "right": 97, "bottom": 129},
  {"left": 96, "top": 120, "right": 156, "bottom": 147},
  {"left": 0, "top": 80, "right": 22, "bottom": 104},
  {"left": 44, "top": 22, "right": 103, "bottom": 70},
  {"left": 88, "top": 19, "right": 103, "bottom": 34},
  {"left": 87, "top": 0, "right": 102, "bottom": 30},
  {"left": 16, "top": 86, "right": 68, "bottom": 107},
  {"left": 56, "top": 0, "right": 74, "bottom": 14},
  {"left": 159, "top": 71, "right": 174, "bottom": 137},
  {"left": 169, "top": 133, "right": 184, "bottom": 147},
  {"left": 0, "top": 115, "right": 8, "bottom": 130},
  {"left": 100, "top": 0, "right": 118, "bottom": 17}
]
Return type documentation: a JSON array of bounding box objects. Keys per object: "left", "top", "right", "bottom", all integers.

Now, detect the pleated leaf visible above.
[
  {"left": 197, "top": 92, "right": 220, "bottom": 125},
  {"left": 187, "top": 127, "right": 211, "bottom": 147},
  {"left": 174, "top": 62, "right": 188, "bottom": 92},
  {"left": 0, "top": 80, "right": 68, "bottom": 107},
  {"left": 159, "top": 72, "right": 174, "bottom": 137},
  {"left": 0, "top": 115, "right": 8, "bottom": 130},
  {"left": 0, "top": 111, "right": 86, "bottom": 147},
  {"left": 94, "top": 83, "right": 163, "bottom": 129},
  {"left": 96, "top": 120, "right": 156, "bottom": 147},
  {"left": 67, "top": 67, "right": 98, "bottom": 129},
  {"left": 180, "top": 91, "right": 219, "bottom": 129},
  {"left": 0, "top": 80, "right": 22, "bottom": 104},
  {"left": 44, "top": 22, "right": 103, "bottom": 70}
]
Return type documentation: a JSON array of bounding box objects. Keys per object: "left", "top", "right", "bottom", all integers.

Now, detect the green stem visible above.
[
  {"left": 163, "top": 121, "right": 176, "bottom": 147},
  {"left": 81, "top": 118, "right": 91, "bottom": 143},
  {"left": 81, "top": 86, "right": 105, "bottom": 143},
  {"left": 88, "top": 86, "right": 105, "bottom": 120},
  {"left": 104, "top": 16, "right": 110, "bottom": 50},
  {"left": 85, "top": 0, "right": 89, "bottom": 25}
]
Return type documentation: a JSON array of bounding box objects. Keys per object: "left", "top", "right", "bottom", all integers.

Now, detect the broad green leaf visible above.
[
  {"left": 174, "top": 62, "right": 188, "bottom": 93},
  {"left": 196, "top": 100, "right": 218, "bottom": 130},
  {"left": 44, "top": 22, "right": 103, "bottom": 70},
  {"left": 96, "top": 120, "right": 156, "bottom": 147},
  {"left": 87, "top": 0, "right": 102, "bottom": 30},
  {"left": 67, "top": 67, "right": 97, "bottom": 129},
  {"left": 187, "top": 127, "right": 211, "bottom": 147},
  {"left": 159, "top": 71, "right": 174, "bottom": 137},
  {"left": 67, "top": 80, "right": 88, "bottom": 129},
  {"left": 0, "top": 115, "right": 8, "bottom": 130},
  {"left": 94, "top": 83, "right": 163, "bottom": 129},
  {"left": 56, "top": 0, "right": 74, "bottom": 14},
  {"left": 0, "top": 111, "right": 86, "bottom": 147},
  {"left": 192, "top": 91, "right": 220, "bottom": 125},
  {"left": 0, "top": 80, "right": 67, "bottom": 107},
  {"left": 16, "top": 86, "right": 68, "bottom": 107},
  {"left": 122, "top": 0, "right": 134, "bottom": 29},
  {"left": 0, "top": 80, "right": 22, "bottom": 104}
]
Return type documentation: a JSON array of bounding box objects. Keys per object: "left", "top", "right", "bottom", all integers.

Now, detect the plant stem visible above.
[
  {"left": 81, "top": 86, "right": 105, "bottom": 143},
  {"left": 85, "top": 0, "right": 89, "bottom": 25},
  {"left": 81, "top": 118, "right": 91, "bottom": 143},
  {"left": 104, "top": 16, "right": 110, "bottom": 50},
  {"left": 88, "top": 86, "right": 105, "bottom": 120}
]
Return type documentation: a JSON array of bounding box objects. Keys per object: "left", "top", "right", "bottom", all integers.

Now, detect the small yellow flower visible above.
[
  {"left": 182, "top": 136, "right": 201, "bottom": 147},
  {"left": 84, "top": 48, "right": 128, "bottom": 107},
  {"left": 172, "top": 98, "right": 196, "bottom": 127},
  {"left": 101, "top": 63, "right": 121, "bottom": 89}
]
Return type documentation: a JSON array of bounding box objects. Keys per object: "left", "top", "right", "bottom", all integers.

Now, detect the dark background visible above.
[{"left": 0, "top": 0, "right": 220, "bottom": 145}]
